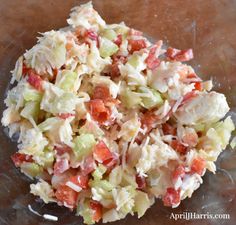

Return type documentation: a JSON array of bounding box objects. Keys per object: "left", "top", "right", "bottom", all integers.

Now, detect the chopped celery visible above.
[
  {"left": 56, "top": 70, "right": 78, "bottom": 92},
  {"left": 38, "top": 117, "right": 59, "bottom": 131},
  {"left": 77, "top": 201, "right": 94, "bottom": 225},
  {"left": 127, "top": 55, "right": 139, "bottom": 68},
  {"left": 138, "top": 87, "right": 163, "bottom": 109},
  {"left": 92, "top": 164, "right": 107, "bottom": 180},
  {"left": 194, "top": 123, "right": 205, "bottom": 132},
  {"left": 79, "top": 120, "right": 104, "bottom": 138},
  {"left": 23, "top": 88, "right": 42, "bottom": 102},
  {"left": 99, "top": 38, "right": 119, "bottom": 58},
  {"left": 20, "top": 101, "right": 40, "bottom": 122},
  {"left": 21, "top": 162, "right": 43, "bottom": 178},
  {"left": 120, "top": 89, "right": 142, "bottom": 109},
  {"left": 89, "top": 179, "right": 114, "bottom": 191},
  {"left": 73, "top": 134, "right": 96, "bottom": 160},
  {"left": 53, "top": 43, "right": 67, "bottom": 68},
  {"left": 134, "top": 191, "right": 152, "bottom": 218},
  {"left": 101, "top": 29, "right": 117, "bottom": 40},
  {"left": 42, "top": 147, "right": 55, "bottom": 168}
]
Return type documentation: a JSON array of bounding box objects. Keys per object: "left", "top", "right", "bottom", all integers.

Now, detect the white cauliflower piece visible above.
[{"left": 175, "top": 91, "right": 230, "bottom": 125}]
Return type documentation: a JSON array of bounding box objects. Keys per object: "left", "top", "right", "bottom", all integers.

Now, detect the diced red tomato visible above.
[
  {"left": 166, "top": 47, "right": 193, "bottom": 62},
  {"left": 163, "top": 188, "right": 181, "bottom": 207},
  {"left": 145, "top": 46, "right": 160, "bottom": 70},
  {"left": 128, "top": 39, "right": 147, "bottom": 54},
  {"left": 172, "top": 165, "right": 185, "bottom": 182},
  {"left": 191, "top": 157, "right": 206, "bottom": 175},
  {"left": 93, "top": 85, "right": 110, "bottom": 100},
  {"left": 69, "top": 174, "right": 89, "bottom": 189},
  {"left": 54, "top": 158, "right": 69, "bottom": 175},
  {"left": 162, "top": 123, "right": 177, "bottom": 136},
  {"left": 54, "top": 145, "right": 72, "bottom": 156},
  {"left": 80, "top": 155, "right": 96, "bottom": 175},
  {"left": 58, "top": 113, "right": 75, "bottom": 119},
  {"left": 11, "top": 152, "right": 33, "bottom": 167},
  {"left": 90, "top": 200, "right": 103, "bottom": 222},
  {"left": 93, "top": 141, "right": 113, "bottom": 163},
  {"left": 27, "top": 70, "right": 43, "bottom": 91},
  {"left": 55, "top": 185, "right": 78, "bottom": 208},
  {"left": 171, "top": 140, "right": 188, "bottom": 154},
  {"left": 141, "top": 111, "right": 158, "bottom": 132},
  {"left": 113, "top": 34, "right": 122, "bottom": 47},
  {"left": 103, "top": 152, "right": 119, "bottom": 172},
  {"left": 88, "top": 99, "right": 111, "bottom": 123},
  {"left": 136, "top": 174, "right": 147, "bottom": 190}
]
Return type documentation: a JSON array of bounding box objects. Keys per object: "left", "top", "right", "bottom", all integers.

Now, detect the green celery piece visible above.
[
  {"left": 101, "top": 29, "right": 117, "bottom": 40},
  {"left": 139, "top": 87, "right": 163, "bottom": 109},
  {"left": 99, "top": 38, "right": 119, "bottom": 58},
  {"left": 57, "top": 70, "right": 78, "bottom": 92},
  {"left": 23, "top": 88, "right": 42, "bottom": 102},
  {"left": 120, "top": 89, "right": 142, "bottom": 109},
  {"left": 21, "top": 162, "right": 43, "bottom": 178},
  {"left": 73, "top": 134, "right": 96, "bottom": 160},
  {"left": 92, "top": 164, "right": 107, "bottom": 180},
  {"left": 20, "top": 101, "right": 40, "bottom": 122}
]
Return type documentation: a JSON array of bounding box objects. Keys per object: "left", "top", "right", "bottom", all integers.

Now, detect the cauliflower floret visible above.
[
  {"left": 30, "top": 179, "right": 55, "bottom": 203},
  {"left": 67, "top": 1, "right": 105, "bottom": 30},
  {"left": 175, "top": 91, "right": 230, "bottom": 125},
  {"left": 24, "top": 30, "right": 67, "bottom": 75}
]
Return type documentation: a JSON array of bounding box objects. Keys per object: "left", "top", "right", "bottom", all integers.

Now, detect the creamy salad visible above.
[{"left": 1, "top": 2, "right": 235, "bottom": 224}]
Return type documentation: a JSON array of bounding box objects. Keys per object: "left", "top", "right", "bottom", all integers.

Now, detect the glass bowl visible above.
[{"left": 0, "top": 1, "right": 236, "bottom": 225}]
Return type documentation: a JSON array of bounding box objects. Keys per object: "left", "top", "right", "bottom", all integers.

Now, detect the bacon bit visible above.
[
  {"left": 128, "top": 39, "right": 147, "bottom": 54},
  {"left": 80, "top": 155, "right": 96, "bottom": 175},
  {"left": 180, "top": 91, "right": 198, "bottom": 107},
  {"left": 88, "top": 99, "right": 111, "bottom": 124},
  {"left": 85, "top": 29, "right": 99, "bottom": 47},
  {"left": 27, "top": 70, "right": 43, "bottom": 91},
  {"left": 166, "top": 47, "right": 193, "bottom": 62},
  {"left": 54, "top": 145, "right": 72, "bottom": 156},
  {"left": 162, "top": 123, "right": 177, "bottom": 136},
  {"left": 141, "top": 110, "right": 159, "bottom": 132},
  {"left": 22, "top": 63, "right": 31, "bottom": 76},
  {"left": 109, "top": 55, "right": 127, "bottom": 79},
  {"left": 69, "top": 174, "right": 89, "bottom": 189},
  {"left": 93, "top": 85, "right": 111, "bottom": 100},
  {"left": 145, "top": 46, "right": 160, "bottom": 70},
  {"left": 129, "top": 28, "right": 143, "bottom": 36},
  {"left": 57, "top": 113, "right": 75, "bottom": 119},
  {"left": 136, "top": 174, "right": 147, "bottom": 190},
  {"left": 191, "top": 157, "right": 206, "bottom": 175},
  {"left": 194, "top": 82, "right": 202, "bottom": 91},
  {"left": 11, "top": 153, "right": 33, "bottom": 167},
  {"left": 171, "top": 140, "right": 188, "bottom": 154},
  {"left": 90, "top": 200, "right": 103, "bottom": 222},
  {"left": 113, "top": 34, "right": 122, "bottom": 47},
  {"left": 55, "top": 185, "right": 78, "bottom": 208},
  {"left": 163, "top": 188, "right": 181, "bottom": 207},
  {"left": 172, "top": 165, "right": 185, "bottom": 182},
  {"left": 54, "top": 158, "right": 70, "bottom": 175},
  {"left": 93, "top": 141, "right": 113, "bottom": 163},
  {"left": 182, "top": 133, "right": 198, "bottom": 147}
]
